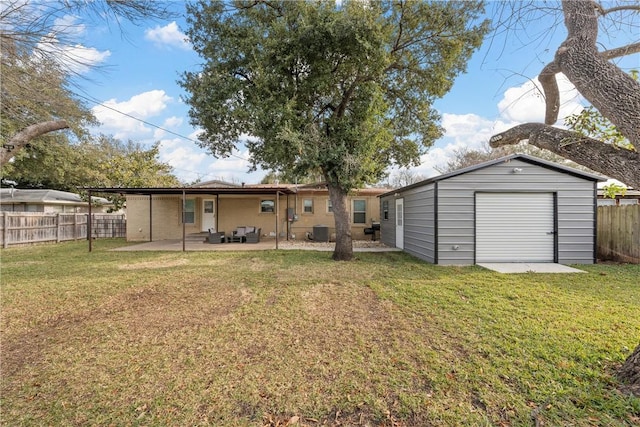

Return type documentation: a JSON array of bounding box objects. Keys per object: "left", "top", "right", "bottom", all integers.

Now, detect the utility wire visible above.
[{"left": 75, "top": 92, "right": 250, "bottom": 163}]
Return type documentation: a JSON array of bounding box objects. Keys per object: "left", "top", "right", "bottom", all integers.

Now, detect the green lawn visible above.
[{"left": 1, "top": 239, "right": 639, "bottom": 426}]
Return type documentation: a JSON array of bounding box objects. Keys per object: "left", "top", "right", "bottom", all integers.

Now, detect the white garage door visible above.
[{"left": 476, "top": 193, "right": 555, "bottom": 263}]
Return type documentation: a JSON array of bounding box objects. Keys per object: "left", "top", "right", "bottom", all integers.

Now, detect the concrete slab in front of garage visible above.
[{"left": 478, "top": 263, "right": 587, "bottom": 273}]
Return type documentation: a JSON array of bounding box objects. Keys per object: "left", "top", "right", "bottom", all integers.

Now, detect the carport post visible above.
[
  {"left": 149, "top": 193, "right": 153, "bottom": 242},
  {"left": 88, "top": 189, "right": 92, "bottom": 252},
  {"left": 275, "top": 191, "right": 280, "bottom": 250},
  {"left": 182, "top": 190, "right": 186, "bottom": 252}
]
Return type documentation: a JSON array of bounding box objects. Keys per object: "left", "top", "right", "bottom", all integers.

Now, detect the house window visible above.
[
  {"left": 260, "top": 199, "right": 275, "bottom": 213},
  {"left": 327, "top": 200, "right": 333, "bottom": 213},
  {"left": 353, "top": 199, "right": 366, "bottom": 224},
  {"left": 382, "top": 200, "right": 389, "bottom": 220},
  {"left": 183, "top": 199, "right": 195, "bottom": 224},
  {"left": 303, "top": 199, "right": 313, "bottom": 213}
]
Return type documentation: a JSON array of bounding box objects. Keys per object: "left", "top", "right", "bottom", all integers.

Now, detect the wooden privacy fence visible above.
[
  {"left": 0, "top": 212, "right": 126, "bottom": 248},
  {"left": 597, "top": 205, "right": 639, "bottom": 263}
]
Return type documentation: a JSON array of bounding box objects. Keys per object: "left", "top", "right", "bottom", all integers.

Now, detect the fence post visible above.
[
  {"left": 56, "top": 213, "right": 61, "bottom": 243},
  {"left": 2, "top": 212, "right": 7, "bottom": 249}
]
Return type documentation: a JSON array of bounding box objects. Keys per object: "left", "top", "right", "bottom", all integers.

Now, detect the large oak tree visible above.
[
  {"left": 180, "top": 0, "right": 489, "bottom": 260},
  {"left": 489, "top": 0, "right": 639, "bottom": 188}
]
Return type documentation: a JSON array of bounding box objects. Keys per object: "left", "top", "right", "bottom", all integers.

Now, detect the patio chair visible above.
[
  {"left": 228, "top": 226, "right": 247, "bottom": 243},
  {"left": 245, "top": 227, "right": 261, "bottom": 243},
  {"left": 207, "top": 229, "right": 225, "bottom": 244}
]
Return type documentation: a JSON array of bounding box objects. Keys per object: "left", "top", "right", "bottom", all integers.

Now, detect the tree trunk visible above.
[
  {"left": 619, "top": 343, "right": 640, "bottom": 397},
  {"left": 553, "top": 1, "right": 640, "bottom": 147},
  {"left": 490, "top": 0, "right": 640, "bottom": 187},
  {"left": 1, "top": 120, "right": 69, "bottom": 167},
  {"left": 489, "top": 123, "right": 640, "bottom": 188},
  {"left": 327, "top": 181, "right": 354, "bottom": 261}
]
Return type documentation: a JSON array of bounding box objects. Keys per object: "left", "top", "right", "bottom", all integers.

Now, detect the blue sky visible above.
[{"left": 60, "top": 1, "right": 639, "bottom": 185}]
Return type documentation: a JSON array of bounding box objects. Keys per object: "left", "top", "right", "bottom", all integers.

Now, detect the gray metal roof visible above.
[
  {"left": 379, "top": 153, "right": 606, "bottom": 197},
  {"left": 0, "top": 188, "right": 111, "bottom": 205},
  {"left": 83, "top": 186, "right": 297, "bottom": 195}
]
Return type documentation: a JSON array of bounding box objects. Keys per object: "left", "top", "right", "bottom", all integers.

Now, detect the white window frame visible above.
[
  {"left": 183, "top": 199, "right": 195, "bottom": 224},
  {"left": 353, "top": 199, "right": 366, "bottom": 224},
  {"left": 260, "top": 199, "right": 275, "bottom": 213},
  {"left": 303, "top": 198, "right": 314, "bottom": 214}
]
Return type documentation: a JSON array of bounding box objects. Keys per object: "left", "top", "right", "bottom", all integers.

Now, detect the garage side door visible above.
[{"left": 476, "top": 193, "right": 555, "bottom": 263}]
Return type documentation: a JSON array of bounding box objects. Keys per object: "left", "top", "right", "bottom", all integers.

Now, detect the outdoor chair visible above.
[
  {"left": 245, "top": 227, "right": 261, "bottom": 243},
  {"left": 228, "top": 226, "right": 247, "bottom": 243},
  {"left": 207, "top": 229, "right": 225, "bottom": 244}
]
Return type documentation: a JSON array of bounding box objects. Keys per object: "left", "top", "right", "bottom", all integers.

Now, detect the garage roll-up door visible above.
[{"left": 476, "top": 193, "right": 555, "bottom": 263}]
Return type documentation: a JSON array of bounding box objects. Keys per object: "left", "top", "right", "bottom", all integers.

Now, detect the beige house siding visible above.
[
  {"left": 289, "top": 190, "right": 382, "bottom": 240},
  {"left": 126, "top": 188, "right": 385, "bottom": 242}
]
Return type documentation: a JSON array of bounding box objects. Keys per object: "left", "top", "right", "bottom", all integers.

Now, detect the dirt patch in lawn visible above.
[
  {"left": 1, "top": 280, "right": 253, "bottom": 378},
  {"left": 302, "top": 282, "right": 396, "bottom": 328},
  {"left": 118, "top": 257, "right": 190, "bottom": 270}
]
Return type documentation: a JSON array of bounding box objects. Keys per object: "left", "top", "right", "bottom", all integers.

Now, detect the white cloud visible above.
[
  {"left": 53, "top": 14, "right": 86, "bottom": 37},
  {"left": 391, "top": 75, "right": 587, "bottom": 183},
  {"left": 92, "top": 90, "right": 172, "bottom": 139},
  {"left": 157, "top": 139, "right": 266, "bottom": 184},
  {"left": 498, "top": 73, "right": 584, "bottom": 124},
  {"left": 163, "top": 116, "right": 184, "bottom": 128},
  {"left": 144, "top": 22, "right": 191, "bottom": 50},
  {"left": 159, "top": 138, "right": 208, "bottom": 178},
  {"left": 153, "top": 116, "right": 184, "bottom": 139},
  {"left": 32, "top": 15, "right": 110, "bottom": 74},
  {"left": 35, "top": 38, "right": 110, "bottom": 74}
]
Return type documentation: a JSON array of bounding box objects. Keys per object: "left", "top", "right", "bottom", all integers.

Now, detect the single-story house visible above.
[
  {"left": 0, "top": 188, "right": 113, "bottom": 213},
  {"left": 89, "top": 182, "right": 387, "bottom": 243},
  {"left": 378, "top": 154, "right": 605, "bottom": 265}
]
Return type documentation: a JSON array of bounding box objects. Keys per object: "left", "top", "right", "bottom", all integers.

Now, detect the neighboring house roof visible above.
[
  {"left": 190, "top": 179, "right": 240, "bottom": 188},
  {"left": 0, "top": 188, "right": 111, "bottom": 206},
  {"left": 379, "top": 153, "right": 607, "bottom": 197}
]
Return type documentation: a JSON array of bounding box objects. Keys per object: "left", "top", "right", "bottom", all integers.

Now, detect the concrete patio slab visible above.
[
  {"left": 478, "top": 263, "right": 587, "bottom": 273},
  {"left": 110, "top": 239, "right": 400, "bottom": 252}
]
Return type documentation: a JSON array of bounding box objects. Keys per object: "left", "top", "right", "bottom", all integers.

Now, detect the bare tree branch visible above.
[
  {"left": 538, "top": 61, "right": 561, "bottom": 125},
  {"left": 600, "top": 5, "right": 640, "bottom": 15},
  {"left": 1, "top": 120, "right": 69, "bottom": 167},
  {"left": 490, "top": 123, "right": 640, "bottom": 188},
  {"left": 601, "top": 42, "right": 640, "bottom": 60}
]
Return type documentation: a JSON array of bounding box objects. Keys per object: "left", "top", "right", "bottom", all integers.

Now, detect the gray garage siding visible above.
[
  {"left": 403, "top": 184, "right": 436, "bottom": 263},
  {"left": 436, "top": 159, "right": 596, "bottom": 264},
  {"left": 380, "top": 155, "right": 600, "bottom": 265},
  {"left": 556, "top": 189, "right": 597, "bottom": 263},
  {"left": 380, "top": 196, "right": 396, "bottom": 248}
]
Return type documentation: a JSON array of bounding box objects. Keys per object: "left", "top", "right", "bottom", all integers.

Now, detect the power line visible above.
[{"left": 75, "top": 91, "right": 250, "bottom": 164}]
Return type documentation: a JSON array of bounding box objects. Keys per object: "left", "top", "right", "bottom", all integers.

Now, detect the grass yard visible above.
[{"left": 1, "top": 239, "right": 639, "bottom": 426}]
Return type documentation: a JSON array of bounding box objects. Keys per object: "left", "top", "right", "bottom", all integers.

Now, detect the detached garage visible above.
[{"left": 379, "top": 154, "right": 604, "bottom": 265}]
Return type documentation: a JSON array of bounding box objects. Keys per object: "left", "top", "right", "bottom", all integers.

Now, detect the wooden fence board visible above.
[
  {"left": 0, "top": 213, "right": 125, "bottom": 248},
  {"left": 597, "top": 205, "right": 639, "bottom": 263}
]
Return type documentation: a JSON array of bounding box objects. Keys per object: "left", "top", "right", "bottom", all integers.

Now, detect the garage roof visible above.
[{"left": 379, "top": 153, "right": 606, "bottom": 197}]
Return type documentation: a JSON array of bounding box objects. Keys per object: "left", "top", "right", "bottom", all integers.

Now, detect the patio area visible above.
[{"left": 111, "top": 238, "right": 400, "bottom": 252}]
